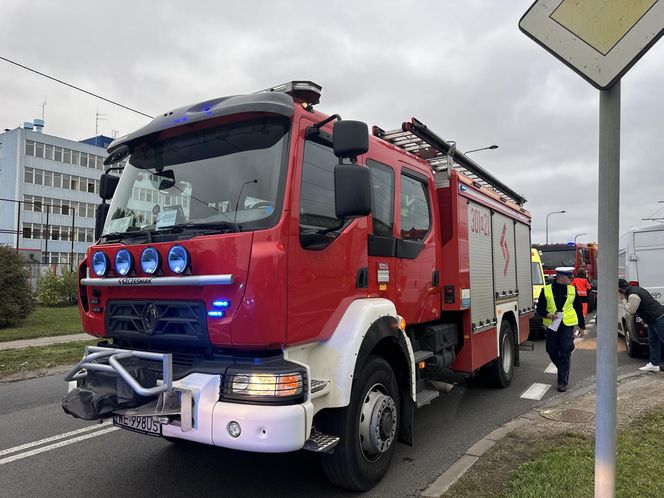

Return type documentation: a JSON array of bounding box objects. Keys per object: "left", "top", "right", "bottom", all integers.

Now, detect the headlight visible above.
[
  {"left": 222, "top": 368, "right": 306, "bottom": 403},
  {"left": 140, "top": 247, "right": 160, "bottom": 275},
  {"left": 167, "top": 245, "right": 188, "bottom": 274},
  {"left": 91, "top": 251, "right": 109, "bottom": 277},
  {"left": 114, "top": 249, "right": 133, "bottom": 276}
]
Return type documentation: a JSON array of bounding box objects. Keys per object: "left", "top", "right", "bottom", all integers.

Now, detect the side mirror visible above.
[
  {"left": 334, "top": 164, "right": 372, "bottom": 219},
  {"left": 95, "top": 203, "right": 110, "bottom": 240},
  {"left": 333, "top": 120, "right": 369, "bottom": 160},
  {"left": 99, "top": 174, "right": 119, "bottom": 201}
]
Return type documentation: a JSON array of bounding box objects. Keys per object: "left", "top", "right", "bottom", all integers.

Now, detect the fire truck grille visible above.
[{"left": 106, "top": 300, "right": 209, "bottom": 344}]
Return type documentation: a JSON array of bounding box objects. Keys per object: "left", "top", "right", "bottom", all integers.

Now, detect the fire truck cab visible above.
[{"left": 63, "top": 81, "right": 533, "bottom": 490}]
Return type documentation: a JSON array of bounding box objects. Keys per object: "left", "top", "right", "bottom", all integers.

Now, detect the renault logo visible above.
[{"left": 142, "top": 304, "right": 159, "bottom": 334}]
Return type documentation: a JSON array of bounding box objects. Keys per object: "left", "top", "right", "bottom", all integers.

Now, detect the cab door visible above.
[
  {"left": 286, "top": 118, "right": 369, "bottom": 345},
  {"left": 394, "top": 165, "right": 440, "bottom": 324}
]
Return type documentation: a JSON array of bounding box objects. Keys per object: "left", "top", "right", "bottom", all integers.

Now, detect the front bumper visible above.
[
  {"left": 162, "top": 372, "right": 311, "bottom": 453},
  {"left": 63, "top": 346, "right": 313, "bottom": 453}
]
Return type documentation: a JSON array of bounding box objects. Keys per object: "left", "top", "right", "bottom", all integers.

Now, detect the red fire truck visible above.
[
  {"left": 63, "top": 81, "right": 533, "bottom": 490},
  {"left": 532, "top": 242, "right": 598, "bottom": 310}
]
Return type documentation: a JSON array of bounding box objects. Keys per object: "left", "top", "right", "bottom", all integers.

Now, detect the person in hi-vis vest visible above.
[{"left": 536, "top": 268, "right": 585, "bottom": 392}]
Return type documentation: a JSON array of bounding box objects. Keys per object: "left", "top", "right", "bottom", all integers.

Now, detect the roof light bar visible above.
[{"left": 257, "top": 81, "right": 322, "bottom": 105}]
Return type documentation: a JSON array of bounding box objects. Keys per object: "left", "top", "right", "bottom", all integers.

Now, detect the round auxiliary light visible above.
[
  {"left": 167, "top": 245, "right": 189, "bottom": 274},
  {"left": 227, "top": 421, "right": 241, "bottom": 438},
  {"left": 91, "top": 251, "right": 109, "bottom": 277},
  {"left": 114, "top": 249, "right": 133, "bottom": 276},
  {"left": 140, "top": 247, "right": 160, "bottom": 275}
]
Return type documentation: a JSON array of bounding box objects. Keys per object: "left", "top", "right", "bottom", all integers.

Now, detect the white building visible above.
[{"left": 0, "top": 121, "right": 114, "bottom": 265}]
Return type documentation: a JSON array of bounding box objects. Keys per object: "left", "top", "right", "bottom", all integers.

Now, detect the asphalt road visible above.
[{"left": 0, "top": 312, "right": 645, "bottom": 498}]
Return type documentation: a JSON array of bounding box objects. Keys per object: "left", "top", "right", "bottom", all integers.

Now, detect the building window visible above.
[
  {"left": 34, "top": 169, "right": 43, "bottom": 185},
  {"left": 25, "top": 140, "right": 34, "bottom": 156},
  {"left": 23, "top": 195, "right": 33, "bottom": 211},
  {"left": 33, "top": 198, "right": 42, "bottom": 213},
  {"left": 35, "top": 142, "right": 44, "bottom": 158},
  {"left": 44, "top": 144, "right": 54, "bottom": 160},
  {"left": 61, "top": 203, "right": 69, "bottom": 216},
  {"left": 86, "top": 229, "right": 94, "bottom": 243},
  {"left": 51, "top": 226, "right": 59, "bottom": 241},
  {"left": 43, "top": 170, "right": 53, "bottom": 187},
  {"left": 53, "top": 172, "right": 62, "bottom": 189},
  {"left": 71, "top": 150, "right": 80, "bottom": 166},
  {"left": 71, "top": 177, "right": 79, "bottom": 191},
  {"left": 63, "top": 148, "right": 71, "bottom": 164},
  {"left": 79, "top": 152, "right": 88, "bottom": 168},
  {"left": 24, "top": 167, "right": 34, "bottom": 183},
  {"left": 96, "top": 156, "right": 104, "bottom": 170},
  {"left": 399, "top": 173, "right": 431, "bottom": 241},
  {"left": 54, "top": 146, "right": 62, "bottom": 162},
  {"left": 22, "top": 225, "right": 31, "bottom": 239},
  {"left": 87, "top": 179, "right": 95, "bottom": 193}
]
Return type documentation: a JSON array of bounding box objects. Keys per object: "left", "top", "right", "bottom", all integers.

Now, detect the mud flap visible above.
[{"left": 62, "top": 366, "right": 157, "bottom": 420}]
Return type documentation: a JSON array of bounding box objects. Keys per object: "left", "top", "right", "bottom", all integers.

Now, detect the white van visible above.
[{"left": 617, "top": 224, "right": 664, "bottom": 357}]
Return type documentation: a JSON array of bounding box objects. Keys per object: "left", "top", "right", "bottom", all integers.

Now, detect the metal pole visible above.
[
  {"left": 595, "top": 81, "right": 620, "bottom": 498},
  {"left": 70, "top": 207, "right": 75, "bottom": 271},
  {"left": 545, "top": 210, "right": 565, "bottom": 244}
]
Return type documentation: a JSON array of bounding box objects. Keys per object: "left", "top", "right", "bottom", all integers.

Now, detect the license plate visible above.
[{"left": 112, "top": 414, "right": 161, "bottom": 437}]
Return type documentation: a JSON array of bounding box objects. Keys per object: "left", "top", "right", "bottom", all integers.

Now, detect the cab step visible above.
[
  {"left": 310, "top": 379, "right": 331, "bottom": 399},
  {"left": 302, "top": 428, "right": 340, "bottom": 453},
  {"left": 519, "top": 341, "right": 535, "bottom": 351},
  {"left": 413, "top": 350, "right": 434, "bottom": 364},
  {"left": 416, "top": 378, "right": 440, "bottom": 408}
]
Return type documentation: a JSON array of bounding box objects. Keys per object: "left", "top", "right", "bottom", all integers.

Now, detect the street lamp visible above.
[
  {"left": 545, "top": 210, "right": 566, "bottom": 245},
  {"left": 465, "top": 145, "right": 499, "bottom": 154},
  {"left": 574, "top": 232, "right": 587, "bottom": 244}
]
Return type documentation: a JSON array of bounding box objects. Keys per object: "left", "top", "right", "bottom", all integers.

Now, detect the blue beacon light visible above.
[{"left": 208, "top": 299, "right": 230, "bottom": 318}]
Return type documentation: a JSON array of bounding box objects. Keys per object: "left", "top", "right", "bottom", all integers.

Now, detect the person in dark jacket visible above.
[
  {"left": 537, "top": 268, "right": 585, "bottom": 392},
  {"left": 619, "top": 279, "right": 664, "bottom": 372}
]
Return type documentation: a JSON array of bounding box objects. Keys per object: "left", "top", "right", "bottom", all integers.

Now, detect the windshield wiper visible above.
[
  {"left": 102, "top": 230, "right": 153, "bottom": 242},
  {"left": 163, "top": 221, "right": 241, "bottom": 234}
]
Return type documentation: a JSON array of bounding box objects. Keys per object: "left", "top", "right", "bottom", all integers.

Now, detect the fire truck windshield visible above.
[
  {"left": 102, "top": 117, "right": 290, "bottom": 239},
  {"left": 539, "top": 249, "right": 576, "bottom": 270}
]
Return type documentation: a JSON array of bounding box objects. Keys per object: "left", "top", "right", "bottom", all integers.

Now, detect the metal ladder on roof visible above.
[{"left": 372, "top": 117, "right": 527, "bottom": 206}]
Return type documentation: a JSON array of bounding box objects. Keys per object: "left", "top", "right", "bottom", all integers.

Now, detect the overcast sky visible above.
[{"left": 1, "top": 0, "right": 663, "bottom": 243}]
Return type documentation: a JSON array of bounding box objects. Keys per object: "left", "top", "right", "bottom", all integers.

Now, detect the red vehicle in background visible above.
[
  {"left": 532, "top": 242, "right": 598, "bottom": 311},
  {"left": 62, "top": 81, "right": 533, "bottom": 490}
]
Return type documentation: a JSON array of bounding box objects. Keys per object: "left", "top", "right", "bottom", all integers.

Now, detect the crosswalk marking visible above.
[
  {"left": 520, "top": 383, "right": 551, "bottom": 400},
  {"left": 544, "top": 362, "right": 557, "bottom": 374}
]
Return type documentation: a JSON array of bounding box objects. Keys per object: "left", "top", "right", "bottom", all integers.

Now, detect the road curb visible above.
[
  {"left": 0, "top": 334, "right": 91, "bottom": 351},
  {"left": 420, "top": 370, "right": 648, "bottom": 497}
]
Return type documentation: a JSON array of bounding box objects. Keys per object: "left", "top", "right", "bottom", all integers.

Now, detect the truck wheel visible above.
[
  {"left": 624, "top": 323, "right": 641, "bottom": 358},
  {"left": 320, "top": 355, "right": 399, "bottom": 491},
  {"left": 486, "top": 321, "right": 515, "bottom": 388}
]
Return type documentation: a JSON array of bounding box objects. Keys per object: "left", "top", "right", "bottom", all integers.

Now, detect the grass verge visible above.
[
  {"left": 0, "top": 306, "right": 82, "bottom": 342},
  {"left": 0, "top": 340, "right": 96, "bottom": 379},
  {"left": 448, "top": 410, "right": 664, "bottom": 497}
]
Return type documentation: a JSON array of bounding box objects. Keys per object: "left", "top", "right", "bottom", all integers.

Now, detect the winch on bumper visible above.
[{"left": 62, "top": 345, "right": 332, "bottom": 453}]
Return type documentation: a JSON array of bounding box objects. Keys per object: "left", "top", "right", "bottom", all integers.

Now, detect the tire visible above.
[
  {"left": 623, "top": 322, "right": 642, "bottom": 358},
  {"left": 486, "top": 320, "right": 515, "bottom": 388},
  {"left": 319, "top": 355, "right": 400, "bottom": 491}
]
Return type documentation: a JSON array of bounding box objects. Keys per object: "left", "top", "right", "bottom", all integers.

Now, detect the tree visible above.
[{"left": 0, "top": 246, "right": 35, "bottom": 327}]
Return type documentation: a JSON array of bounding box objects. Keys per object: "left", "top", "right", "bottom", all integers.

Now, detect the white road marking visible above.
[
  {"left": 0, "top": 426, "right": 118, "bottom": 466},
  {"left": 0, "top": 422, "right": 113, "bottom": 457},
  {"left": 520, "top": 383, "right": 551, "bottom": 400},
  {"left": 544, "top": 362, "right": 558, "bottom": 374}
]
